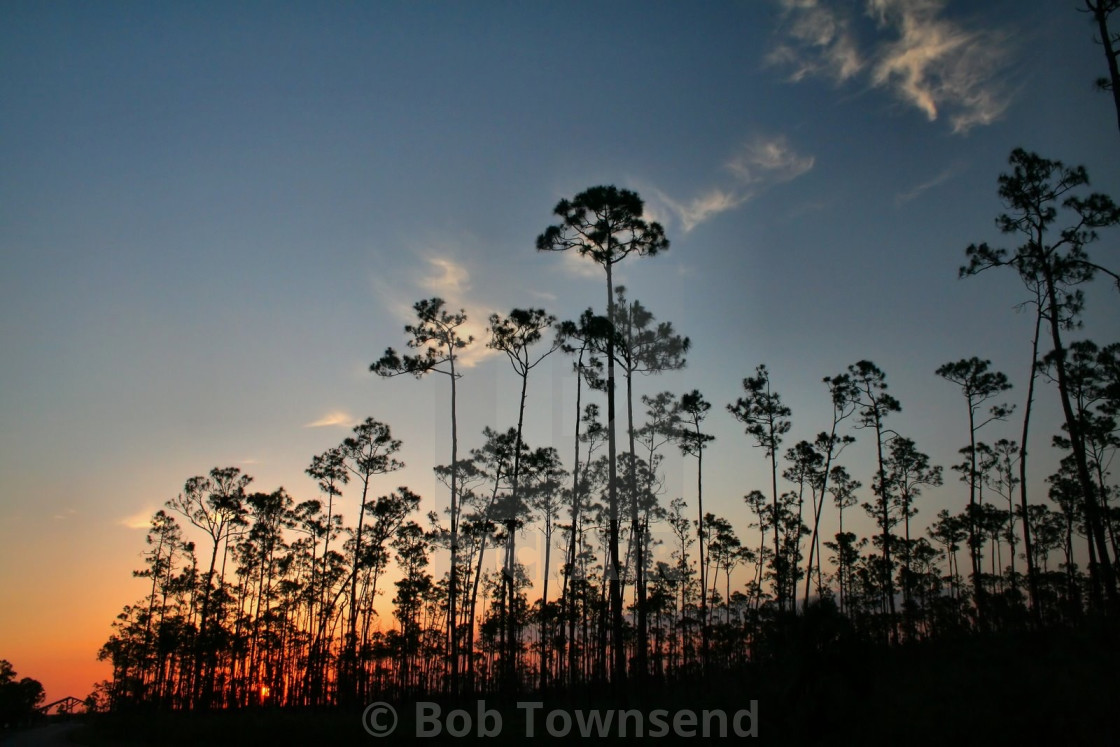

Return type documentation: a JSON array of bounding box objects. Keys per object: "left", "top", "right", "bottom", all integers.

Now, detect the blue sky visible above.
[{"left": 2, "top": 0, "right": 1118, "bottom": 699}]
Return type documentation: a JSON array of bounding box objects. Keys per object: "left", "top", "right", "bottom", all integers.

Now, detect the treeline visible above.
[
  {"left": 98, "top": 154, "right": 1119, "bottom": 711},
  {"left": 1, "top": 660, "right": 45, "bottom": 728}
]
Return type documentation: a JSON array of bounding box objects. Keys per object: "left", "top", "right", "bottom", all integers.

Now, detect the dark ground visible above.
[
  {"left": 0, "top": 723, "right": 82, "bottom": 747},
  {"left": 62, "top": 627, "right": 1120, "bottom": 746}
]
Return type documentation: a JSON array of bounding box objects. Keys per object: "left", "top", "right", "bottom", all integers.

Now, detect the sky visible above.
[{"left": 2, "top": 0, "right": 1119, "bottom": 703}]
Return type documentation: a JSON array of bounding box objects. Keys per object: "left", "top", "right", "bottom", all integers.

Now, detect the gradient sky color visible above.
[{"left": 2, "top": 1, "right": 1119, "bottom": 702}]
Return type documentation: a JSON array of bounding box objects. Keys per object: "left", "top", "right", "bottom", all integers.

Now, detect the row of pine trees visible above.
[{"left": 98, "top": 151, "right": 1119, "bottom": 711}]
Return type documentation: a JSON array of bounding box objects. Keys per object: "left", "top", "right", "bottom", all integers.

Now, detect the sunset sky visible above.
[{"left": 2, "top": 1, "right": 1119, "bottom": 703}]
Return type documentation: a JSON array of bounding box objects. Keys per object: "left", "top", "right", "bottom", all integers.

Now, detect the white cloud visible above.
[
  {"left": 768, "top": 0, "right": 865, "bottom": 83},
  {"left": 528, "top": 289, "right": 558, "bottom": 302},
  {"left": 770, "top": 0, "right": 1012, "bottom": 133},
  {"left": 726, "top": 135, "right": 816, "bottom": 185},
  {"left": 656, "top": 188, "right": 747, "bottom": 233},
  {"left": 448, "top": 315, "right": 496, "bottom": 369},
  {"left": 304, "top": 410, "right": 356, "bottom": 428},
  {"left": 418, "top": 257, "right": 497, "bottom": 368},
  {"left": 119, "top": 508, "right": 153, "bottom": 530},
  {"left": 651, "top": 134, "right": 815, "bottom": 233},
  {"left": 637, "top": 199, "right": 672, "bottom": 230},
  {"left": 895, "top": 160, "right": 967, "bottom": 204},
  {"left": 556, "top": 248, "right": 607, "bottom": 280},
  {"left": 374, "top": 252, "right": 500, "bottom": 370},
  {"left": 420, "top": 257, "right": 471, "bottom": 297},
  {"left": 870, "top": 0, "right": 1011, "bottom": 132}
]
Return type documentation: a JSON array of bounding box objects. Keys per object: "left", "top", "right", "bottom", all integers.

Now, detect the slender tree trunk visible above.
[
  {"left": 753, "top": 522, "right": 766, "bottom": 612},
  {"left": 1018, "top": 293, "right": 1043, "bottom": 623},
  {"left": 467, "top": 530, "right": 488, "bottom": 689},
  {"left": 1064, "top": 513, "right": 1077, "bottom": 607},
  {"left": 1042, "top": 269, "right": 1118, "bottom": 609},
  {"left": 792, "top": 478, "right": 806, "bottom": 610},
  {"left": 344, "top": 475, "right": 371, "bottom": 703},
  {"left": 317, "top": 488, "right": 335, "bottom": 703},
  {"left": 604, "top": 260, "right": 625, "bottom": 683},
  {"left": 449, "top": 351, "right": 461, "bottom": 694},
  {"left": 873, "top": 411, "right": 897, "bottom": 641},
  {"left": 804, "top": 489, "right": 821, "bottom": 611},
  {"left": 966, "top": 405, "right": 986, "bottom": 627},
  {"left": 624, "top": 323, "right": 648, "bottom": 681},
  {"left": 142, "top": 532, "right": 166, "bottom": 700},
  {"left": 1089, "top": 0, "right": 1120, "bottom": 136},
  {"left": 504, "top": 367, "right": 530, "bottom": 691},
  {"left": 563, "top": 355, "right": 584, "bottom": 687},
  {"left": 804, "top": 426, "right": 840, "bottom": 609},
  {"left": 540, "top": 522, "right": 553, "bottom": 690},
  {"left": 770, "top": 438, "right": 781, "bottom": 613},
  {"left": 192, "top": 536, "right": 221, "bottom": 709},
  {"left": 695, "top": 439, "right": 708, "bottom": 665},
  {"left": 838, "top": 506, "right": 847, "bottom": 614},
  {"left": 902, "top": 491, "right": 914, "bottom": 637},
  {"left": 468, "top": 467, "right": 505, "bottom": 692}
]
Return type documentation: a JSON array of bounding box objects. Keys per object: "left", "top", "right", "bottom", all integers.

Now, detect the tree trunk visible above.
[
  {"left": 1018, "top": 292, "right": 1043, "bottom": 624},
  {"left": 696, "top": 437, "right": 708, "bottom": 665},
  {"left": 448, "top": 350, "right": 461, "bottom": 694},
  {"left": 874, "top": 411, "right": 897, "bottom": 641},
  {"left": 604, "top": 260, "right": 625, "bottom": 684},
  {"left": 1089, "top": 0, "right": 1120, "bottom": 136},
  {"left": 344, "top": 474, "right": 371, "bottom": 703},
  {"left": 562, "top": 354, "right": 584, "bottom": 687},
  {"left": 770, "top": 432, "right": 781, "bottom": 613},
  {"left": 624, "top": 318, "right": 648, "bottom": 681},
  {"left": 1042, "top": 267, "right": 1118, "bottom": 609}
]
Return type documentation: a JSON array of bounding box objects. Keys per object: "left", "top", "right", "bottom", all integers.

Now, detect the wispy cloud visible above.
[
  {"left": 418, "top": 257, "right": 496, "bottom": 368},
  {"left": 652, "top": 134, "right": 815, "bottom": 232},
  {"left": 304, "top": 410, "right": 356, "bottom": 428},
  {"left": 420, "top": 257, "right": 471, "bottom": 297},
  {"left": 655, "top": 189, "right": 747, "bottom": 233},
  {"left": 119, "top": 508, "right": 153, "bottom": 530},
  {"left": 556, "top": 248, "right": 606, "bottom": 280},
  {"left": 528, "top": 289, "right": 558, "bottom": 303},
  {"left": 770, "top": 0, "right": 1012, "bottom": 133},
  {"left": 375, "top": 253, "right": 499, "bottom": 369},
  {"left": 726, "top": 135, "right": 816, "bottom": 186},
  {"left": 768, "top": 0, "right": 865, "bottom": 83},
  {"left": 895, "top": 160, "right": 967, "bottom": 204}
]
